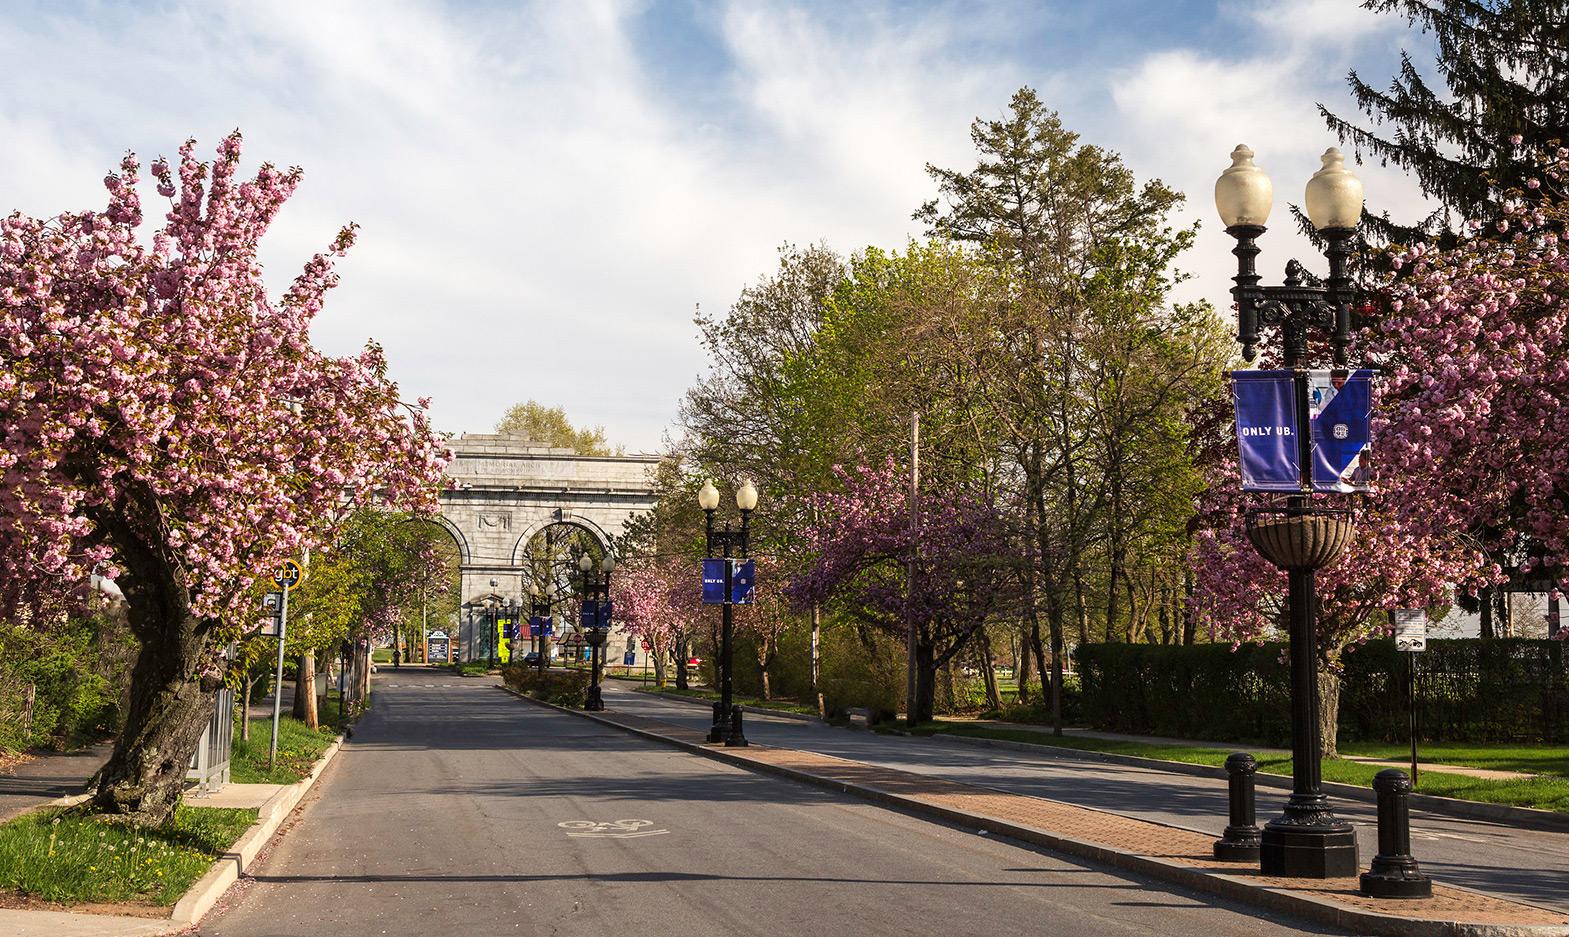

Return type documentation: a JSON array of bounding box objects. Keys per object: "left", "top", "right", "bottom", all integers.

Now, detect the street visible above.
[
  {"left": 600, "top": 682, "right": 1569, "bottom": 912},
  {"left": 197, "top": 671, "right": 1344, "bottom": 937}
]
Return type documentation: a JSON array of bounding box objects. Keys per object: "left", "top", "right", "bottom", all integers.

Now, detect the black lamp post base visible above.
[
  {"left": 1213, "top": 831, "right": 1261, "bottom": 863},
  {"left": 584, "top": 686, "right": 604, "bottom": 711},
  {"left": 1360, "top": 868, "right": 1432, "bottom": 899},
  {"left": 1259, "top": 822, "right": 1359, "bottom": 878}
]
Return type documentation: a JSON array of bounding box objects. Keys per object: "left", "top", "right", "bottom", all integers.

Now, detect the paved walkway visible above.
[
  {"left": 0, "top": 742, "right": 111, "bottom": 822},
  {"left": 589, "top": 705, "right": 1568, "bottom": 934},
  {"left": 604, "top": 683, "right": 1569, "bottom": 912},
  {"left": 948, "top": 720, "right": 1538, "bottom": 781}
]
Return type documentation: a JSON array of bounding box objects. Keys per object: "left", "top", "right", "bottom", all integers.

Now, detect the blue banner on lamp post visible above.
[
  {"left": 730, "top": 559, "right": 756, "bottom": 604},
  {"left": 1232, "top": 370, "right": 1302, "bottom": 492},
  {"left": 1309, "top": 368, "right": 1374, "bottom": 493},
  {"left": 702, "top": 558, "right": 726, "bottom": 605}
]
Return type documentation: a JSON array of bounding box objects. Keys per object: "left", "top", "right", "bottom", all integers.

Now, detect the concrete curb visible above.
[
  {"left": 168, "top": 736, "right": 345, "bottom": 925},
  {"left": 498, "top": 686, "right": 1569, "bottom": 937},
  {"left": 918, "top": 731, "right": 1569, "bottom": 834},
  {"left": 626, "top": 685, "right": 824, "bottom": 723}
]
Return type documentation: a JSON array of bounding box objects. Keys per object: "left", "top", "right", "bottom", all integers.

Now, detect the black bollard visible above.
[
  {"left": 1360, "top": 769, "right": 1432, "bottom": 898},
  {"left": 1214, "top": 752, "right": 1262, "bottom": 861},
  {"left": 709, "top": 701, "right": 726, "bottom": 743},
  {"left": 726, "top": 704, "right": 750, "bottom": 747}
]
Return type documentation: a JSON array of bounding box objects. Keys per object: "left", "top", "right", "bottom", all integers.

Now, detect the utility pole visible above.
[{"left": 905, "top": 410, "right": 920, "bottom": 725}]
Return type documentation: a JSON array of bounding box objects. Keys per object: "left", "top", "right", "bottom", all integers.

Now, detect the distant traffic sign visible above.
[
  {"left": 1393, "top": 609, "right": 1427, "bottom": 652},
  {"left": 273, "top": 560, "right": 303, "bottom": 590}
]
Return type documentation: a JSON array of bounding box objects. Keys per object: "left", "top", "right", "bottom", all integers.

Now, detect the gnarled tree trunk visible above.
[{"left": 88, "top": 492, "right": 215, "bottom": 825}]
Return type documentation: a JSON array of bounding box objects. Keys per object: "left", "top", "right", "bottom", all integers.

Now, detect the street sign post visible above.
[
  {"left": 1393, "top": 609, "right": 1427, "bottom": 783},
  {"left": 267, "top": 560, "right": 304, "bottom": 772}
]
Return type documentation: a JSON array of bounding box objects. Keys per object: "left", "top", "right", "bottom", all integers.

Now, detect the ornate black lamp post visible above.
[
  {"left": 528, "top": 583, "right": 554, "bottom": 672},
  {"left": 578, "top": 553, "right": 615, "bottom": 711},
  {"left": 1215, "top": 144, "right": 1366, "bottom": 878},
  {"left": 697, "top": 479, "right": 757, "bottom": 747}
]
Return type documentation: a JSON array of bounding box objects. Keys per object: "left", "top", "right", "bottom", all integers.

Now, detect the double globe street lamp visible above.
[
  {"left": 527, "top": 582, "right": 556, "bottom": 673},
  {"left": 697, "top": 479, "right": 758, "bottom": 747},
  {"left": 1214, "top": 144, "right": 1365, "bottom": 878},
  {"left": 578, "top": 552, "right": 616, "bottom": 711}
]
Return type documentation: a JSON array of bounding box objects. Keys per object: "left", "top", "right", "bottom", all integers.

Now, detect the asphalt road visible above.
[
  {"left": 602, "top": 682, "right": 1569, "bottom": 912},
  {"left": 197, "top": 671, "right": 1344, "bottom": 937}
]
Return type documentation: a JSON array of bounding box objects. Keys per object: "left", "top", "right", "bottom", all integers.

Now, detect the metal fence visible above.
[{"left": 186, "top": 687, "right": 233, "bottom": 795}]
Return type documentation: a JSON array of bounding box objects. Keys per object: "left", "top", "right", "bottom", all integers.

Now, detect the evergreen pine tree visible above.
[{"left": 1320, "top": 0, "right": 1569, "bottom": 246}]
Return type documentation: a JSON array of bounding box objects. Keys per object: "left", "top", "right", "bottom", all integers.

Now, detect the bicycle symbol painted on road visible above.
[{"left": 557, "top": 818, "right": 669, "bottom": 838}]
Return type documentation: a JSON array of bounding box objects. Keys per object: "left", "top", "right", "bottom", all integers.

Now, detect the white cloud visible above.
[{"left": 0, "top": 0, "right": 1449, "bottom": 450}]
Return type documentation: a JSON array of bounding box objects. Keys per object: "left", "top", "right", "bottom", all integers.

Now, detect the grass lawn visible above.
[
  {"left": 230, "top": 713, "right": 340, "bottom": 784},
  {"left": 0, "top": 805, "right": 256, "bottom": 906},
  {"left": 1338, "top": 741, "right": 1569, "bottom": 779},
  {"left": 916, "top": 723, "right": 1569, "bottom": 813},
  {"left": 633, "top": 684, "right": 819, "bottom": 717}
]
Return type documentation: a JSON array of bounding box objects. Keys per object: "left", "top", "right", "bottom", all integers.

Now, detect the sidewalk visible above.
[
  {"left": 0, "top": 742, "right": 112, "bottom": 823},
  {"left": 543, "top": 696, "right": 1569, "bottom": 937},
  {"left": 951, "top": 721, "right": 1537, "bottom": 781}
]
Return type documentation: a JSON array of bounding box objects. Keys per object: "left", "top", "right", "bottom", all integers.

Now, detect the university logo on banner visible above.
[
  {"left": 1308, "top": 369, "right": 1374, "bottom": 493},
  {"left": 701, "top": 558, "right": 726, "bottom": 605},
  {"left": 1231, "top": 370, "right": 1301, "bottom": 491}
]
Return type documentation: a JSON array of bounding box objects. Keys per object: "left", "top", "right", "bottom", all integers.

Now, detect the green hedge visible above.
[
  {"left": 1075, "top": 638, "right": 1569, "bottom": 745},
  {"left": 1341, "top": 639, "right": 1567, "bottom": 743},
  {"left": 1076, "top": 642, "right": 1293, "bottom": 745},
  {"left": 502, "top": 666, "right": 589, "bottom": 708}
]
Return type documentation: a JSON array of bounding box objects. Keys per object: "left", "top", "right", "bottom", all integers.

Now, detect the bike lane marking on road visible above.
[{"left": 557, "top": 818, "right": 670, "bottom": 838}]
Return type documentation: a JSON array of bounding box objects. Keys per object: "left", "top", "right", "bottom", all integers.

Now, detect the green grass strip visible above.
[
  {"left": 0, "top": 805, "right": 256, "bottom": 906},
  {"left": 633, "top": 684, "right": 818, "bottom": 716},
  {"left": 230, "top": 714, "right": 338, "bottom": 784},
  {"left": 917, "top": 724, "right": 1569, "bottom": 813}
]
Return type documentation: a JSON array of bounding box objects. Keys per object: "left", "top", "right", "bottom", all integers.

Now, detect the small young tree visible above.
[{"left": 0, "top": 134, "right": 447, "bottom": 823}]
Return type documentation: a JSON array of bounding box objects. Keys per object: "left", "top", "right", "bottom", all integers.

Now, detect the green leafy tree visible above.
[{"left": 496, "top": 401, "right": 617, "bottom": 455}]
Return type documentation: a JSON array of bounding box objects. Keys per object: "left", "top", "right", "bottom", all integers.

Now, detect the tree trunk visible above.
[
  {"left": 1479, "top": 586, "right": 1495, "bottom": 639},
  {"left": 1316, "top": 665, "right": 1341, "bottom": 760},
  {"left": 1181, "top": 569, "right": 1197, "bottom": 645},
  {"left": 1015, "top": 622, "right": 1033, "bottom": 704},
  {"left": 1105, "top": 554, "right": 1122, "bottom": 643},
  {"left": 241, "top": 674, "right": 253, "bottom": 741},
  {"left": 674, "top": 636, "right": 689, "bottom": 690},
  {"left": 293, "top": 654, "right": 318, "bottom": 728},
  {"left": 761, "top": 668, "right": 772, "bottom": 702},
  {"left": 1072, "top": 570, "right": 1090, "bottom": 645},
  {"left": 356, "top": 643, "right": 371, "bottom": 703},
  {"left": 912, "top": 642, "right": 936, "bottom": 725},
  {"left": 1047, "top": 601, "right": 1065, "bottom": 736},
  {"left": 976, "top": 629, "right": 1001, "bottom": 711},
  {"left": 810, "top": 603, "right": 821, "bottom": 704},
  {"left": 88, "top": 498, "right": 215, "bottom": 825}
]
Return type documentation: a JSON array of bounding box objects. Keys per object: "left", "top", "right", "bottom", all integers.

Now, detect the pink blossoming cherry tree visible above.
[{"left": 0, "top": 133, "right": 447, "bottom": 823}]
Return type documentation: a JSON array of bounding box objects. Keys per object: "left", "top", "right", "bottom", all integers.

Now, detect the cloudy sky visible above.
[{"left": 0, "top": 0, "right": 1438, "bottom": 452}]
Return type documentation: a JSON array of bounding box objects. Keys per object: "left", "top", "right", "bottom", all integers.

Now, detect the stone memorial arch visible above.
[{"left": 433, "top": 434, "right": 659, "bottom": 661}]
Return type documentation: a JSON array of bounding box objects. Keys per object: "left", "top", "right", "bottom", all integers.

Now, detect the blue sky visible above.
[{"left": 0, "top": 0, "right": 1437, "bottom": 451}]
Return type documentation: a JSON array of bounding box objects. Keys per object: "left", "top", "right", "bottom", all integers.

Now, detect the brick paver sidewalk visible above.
[{"left": 597, "top": 709, "right": 1569, "bottom": 935}]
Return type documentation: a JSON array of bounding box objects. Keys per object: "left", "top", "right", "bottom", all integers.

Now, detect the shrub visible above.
[
  {"left": 502, "top": 665, "right": 590, "bottom": 708},
  {"left": 0, "top": 614, "right": 135, "bottom": 754}
]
